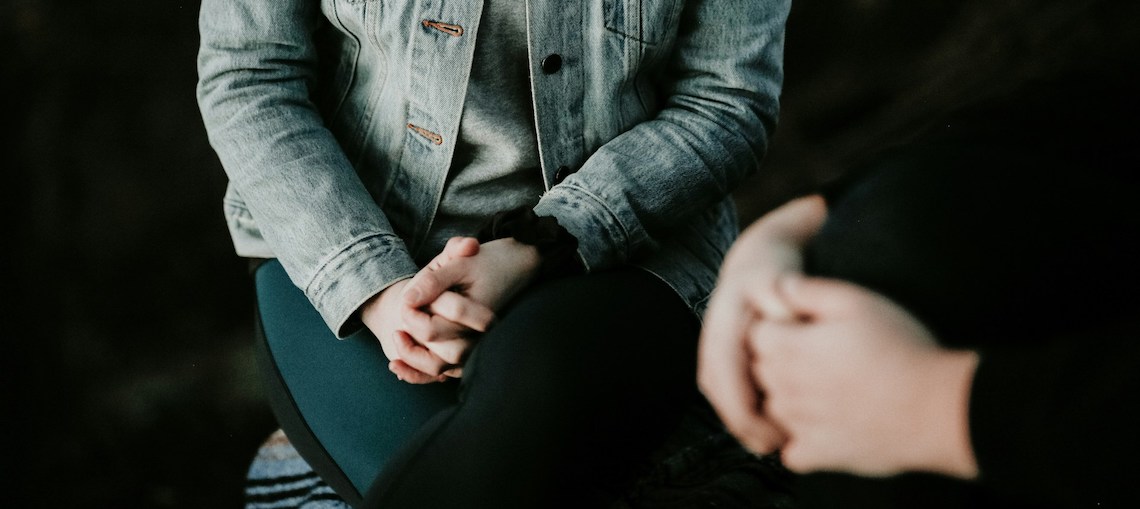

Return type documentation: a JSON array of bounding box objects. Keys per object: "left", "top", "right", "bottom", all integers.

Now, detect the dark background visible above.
[{"left": 4, "top": 0, "right": 1136, "bottom": 507}]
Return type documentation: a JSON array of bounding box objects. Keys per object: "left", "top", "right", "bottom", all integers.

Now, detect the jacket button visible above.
[
  {"left": 554, "top": 165, "right": 573, "bottom": 184},
  {"left": 541, "top": 54, "right": 563, "bottom": 74}
]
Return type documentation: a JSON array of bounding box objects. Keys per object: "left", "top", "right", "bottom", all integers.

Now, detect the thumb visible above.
[
  {"left": 425, "top": 237, "right": 480, "bottom": 271},
  {"left": 404, "top": 263, "right": 465, "bottom": 308},
  {"left": 777, "top": 275, "right": 866, "bottom": 319},
  {"left": 442, "top": 236, "right": 480, "bottom": 258}
]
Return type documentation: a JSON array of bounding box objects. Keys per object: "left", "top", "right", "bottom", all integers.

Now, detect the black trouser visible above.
[{"left": 255, "top": 262, "right": 701, "bottom": 508}]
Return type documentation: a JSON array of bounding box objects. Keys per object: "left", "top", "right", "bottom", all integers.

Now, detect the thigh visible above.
[
  {"left": 366, "top": 268, "right": 702, "bottom": 508},
  {"left": 462, "top": 267, "right": 703, "bottom": 472},
  {"left": 465, "top": 267, "right": 701, "bottom": 408},
  {"left": 253, "top": 259, "right": 457, "bottom": 505}
]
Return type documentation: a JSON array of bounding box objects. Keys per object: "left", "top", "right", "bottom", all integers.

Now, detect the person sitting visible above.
[{"left": 698, "top": 71, "right": 1140, "bottom": 508}]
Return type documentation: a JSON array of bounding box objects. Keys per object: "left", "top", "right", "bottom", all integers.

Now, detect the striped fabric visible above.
[{"left": 244, "top": 430, "right": 348, "bottom": 509}]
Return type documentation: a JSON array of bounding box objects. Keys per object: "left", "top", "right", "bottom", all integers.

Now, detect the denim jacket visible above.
[{"left": 197, "top": 0, "right": 789, "bottom": 337}]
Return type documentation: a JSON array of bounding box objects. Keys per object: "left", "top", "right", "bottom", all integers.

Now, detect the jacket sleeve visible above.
[
  {"left": 534, "top": 0, "right": 790, "bottom": 272},
  {"left": 968, "top": 323, "right": 1140, "bottom": 507},
  {"left": 196, "top": 0, "right": 417, "bottom": 337}
]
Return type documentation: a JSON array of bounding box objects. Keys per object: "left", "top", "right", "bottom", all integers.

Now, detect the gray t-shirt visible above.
[{"left": 424, "top": 1, "right": 544, "bottom": 257}]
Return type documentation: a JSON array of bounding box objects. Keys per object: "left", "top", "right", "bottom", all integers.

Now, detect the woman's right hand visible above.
[
  {"left": 390, "top": 237, "right": 539, "bottom": 382},
  {"left": 361, "top": 279, "right": 415, "bottom": 363},
  {"left": 362, "top": 238, "right": 497, "bottom": 384}
]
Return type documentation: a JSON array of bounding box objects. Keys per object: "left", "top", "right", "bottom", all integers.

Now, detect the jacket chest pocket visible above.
[{"left": 603, "top": 0, "right": 683, "bottom": 44}]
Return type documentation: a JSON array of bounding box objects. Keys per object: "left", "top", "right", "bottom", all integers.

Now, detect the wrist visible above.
[
  {"left": 916, "top": 349, "right": 981, "bottom": 479},
  {"left": 477, "top": 206, "right": 583, "bottom": 280},
  {"left": 360, "top": 279, "right": 408, "bottom": 321},
  {"left": 501, "top": 238, "right": 542, "bottom": 277}
]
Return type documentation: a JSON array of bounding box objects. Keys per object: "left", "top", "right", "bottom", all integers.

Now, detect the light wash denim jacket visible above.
[{"left": 197, "top": 0, "right": 789, "bottom": 337}]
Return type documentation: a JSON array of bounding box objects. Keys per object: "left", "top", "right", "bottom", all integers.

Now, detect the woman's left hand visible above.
[{"left": 391, "top": 237, "right": 542, "bottom": 382}]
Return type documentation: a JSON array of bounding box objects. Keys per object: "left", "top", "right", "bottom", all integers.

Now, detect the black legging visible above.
[{"left": 255, "top": 261, "right": 701, "bottom": 508}]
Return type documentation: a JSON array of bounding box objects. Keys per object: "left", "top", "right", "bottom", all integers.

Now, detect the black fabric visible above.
[
  {"left": 477, "top": 206, "right": 584, "bottom": 280},
  {"left": 795, "top": 71, "right": 1140, "bottom": 508},
  {"left": 362, "top": 268, "right": 702, "bottom": 509}
]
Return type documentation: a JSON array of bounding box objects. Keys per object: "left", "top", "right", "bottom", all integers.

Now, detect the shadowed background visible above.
[{"left": 4, "top": 0, "right": 1136, "bottom": 507}]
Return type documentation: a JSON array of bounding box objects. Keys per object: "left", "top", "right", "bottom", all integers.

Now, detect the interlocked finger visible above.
[
  {"left": 427, "top": 291, "right": 495, "bottom": 332},
  {"left": 401, "top": 301, "right": 475, "bottom": 344},
  {"left": 392, "top": 330, "right": 455, "bottom": 377}
]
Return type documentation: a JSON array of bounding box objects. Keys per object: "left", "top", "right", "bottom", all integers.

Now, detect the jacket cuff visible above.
[
  {"left": 969, "top": 348, "right": 1049, "bottom": 483},
  {"left": 533, "top": 182, "right": 647, "bottom": 272},
  {"left": 305, "top": 233, "right": 418, "bottom": 338}
]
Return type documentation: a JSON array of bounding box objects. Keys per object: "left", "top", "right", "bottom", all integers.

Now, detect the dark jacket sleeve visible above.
[{"left": 970, "top": 325, "right": 1140, "bottom": 508}]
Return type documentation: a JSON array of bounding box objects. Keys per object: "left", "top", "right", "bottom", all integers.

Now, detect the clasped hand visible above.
[
  {"left": 360, "top": 237, "right": 541, "bottom": 384},
  {"left": 698, "top": 195, "right": 979, "bottom": 478}
]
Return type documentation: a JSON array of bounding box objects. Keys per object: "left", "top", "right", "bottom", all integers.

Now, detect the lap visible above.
[
  {"left": 254, "top": 259, "right": 457, "bottom": 504},
  {"left": 255, "top": 260, "right": 700, "bottom": 507},
  {"left": 368, "top": 268, "right": 702, "bottom": 507}
]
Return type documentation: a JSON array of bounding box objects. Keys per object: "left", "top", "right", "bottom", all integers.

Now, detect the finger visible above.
[
  {"left": 426, "top": 237, "right": 481, "bottom": 271},
  {"left": 748, "top": 320, "right": 808, "bottom": 440},
  {"left": 778, "top": 440, "right": 818, "bottom": 474},
  {"left": 443, "top": 236, "right": 480, "bottom": 257},
  {"left": 758, "top": 194, "right": 828, "bottom": 242},
  {"left": 737, "top": 416, "right": 790, "bottom": 455},
  {"left": 715, "top": 321, "right": 791, "bottom": 455},
  {"left": 776, "top": 275, "right": 867, "bottom": 319},
  {"left": 698, "top": 283, "right": 770, "bottom": 442},
  {"left": 741, "top": 274, "right": 798, "bottom": 322},
  {"left": 427, "top": 291, "right": 495, "bottom": 332},
  {"left": 747, "top": 319, "right": 800, "bottom": 364},
  {"left": 392, "top": 330, "right": 454, "bottom": 376},
  {"left": 400, "top": 304, "right": 471, "bottom": 343},
  {"left": 402, "top": 262, "right": 467, "bottom": 309},
  {"left": 726, "top": 240, "right": 804, "bottom": 322},
  {"left": 389, "top": 359, "right": 448, "bottom": 384},
  {"left": 442, "top": 366, "right": 464, "bottom": 379},
  {"left": 399, "top": 304, "right": 480, "bottom": 365},
  {"left": 747, "top": 319, "right": 806, "bottom": 390},
  {"left": 422, "top": 336, "right": 474, "bottom": 366}
]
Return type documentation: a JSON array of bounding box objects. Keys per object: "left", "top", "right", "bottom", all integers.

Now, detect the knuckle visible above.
[
  {"left": 746, "top": 434, "right": 780, "bottom": 456},
  {"left": 780, "top": 446, "right": 809, "bottom": 472},
  {"left": 443, "top": 347, "right": 465, "bottom": 365},
  {"left": 414, "top": 359, "right": 445, "bottom": 377},
  {"left": 399, "top": 304, "right": 418, "bottom": 323},
  {"left": 722, "top": 418, "right": 752, "bottom": 440},
  {"left": 416, "top": 272, "right": 442, "bottom": 291},
  {"left": 696, "top": 375, "right": 718, "bottom": 398},
  {"left": 429, "top": 344, "right": 460, "bottom": 365}
]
